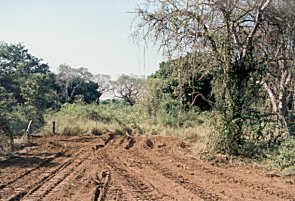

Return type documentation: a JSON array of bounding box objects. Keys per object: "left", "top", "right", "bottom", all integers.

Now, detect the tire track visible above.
[
  {"left": 0, "top": 152, "right": 75, "bottom": 201},
  {"left": 117, "top": 147, "right": 223, "bottom": 201},
  {"left": 0, "top": 154, "right": 57, "bottom": 191},
  {"left": 21, "top": 150, "right": 89, "bottom": 201},
  {"left": 98, "top": 150, "right": 168, "bottom": 201},
  {"left": 105, "top": 186, "right": 127, "bottom": 201},
  {"left": 3, "top": 150, "right": 85, "bottom": 201},
  {"left": 160, "top": 151, "right": 295, "bottom": 201}
]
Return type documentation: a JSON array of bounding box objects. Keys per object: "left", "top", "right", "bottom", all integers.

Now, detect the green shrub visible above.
[
  {"left": 273, "top": 137, "right": 295, "bottom": 174},
  {"left": 85, "top": 109, "right": 112, "bottom": 123},
  {"left": 159, "top": 110, "right": 204, "bottom": 128},
  {"left": 7, "top": 105, "right": 45, "bottom": 134}
]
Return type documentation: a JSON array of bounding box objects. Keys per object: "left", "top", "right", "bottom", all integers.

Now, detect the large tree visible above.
[{"left": 134, "top": 0, "right": 294, "bottom": 154}]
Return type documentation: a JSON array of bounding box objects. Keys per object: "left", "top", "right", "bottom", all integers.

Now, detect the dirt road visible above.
[{"left": 0, "top": 133, "right": 294, "bottom": 201}]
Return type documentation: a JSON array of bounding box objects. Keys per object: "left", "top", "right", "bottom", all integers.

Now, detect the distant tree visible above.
[
  {"left": 112, "top": 74, "right": 143, "bottom": 105},
  {"left": 93, "top": 74, "right": 112, "bottom": 103},
  {"left": 56, "top": 64, "right": 101, "bottom": 103},
  {"left": 70, "top": 78, "right": 100, "bottom": 103},
  {"left": 93, "top": 74, "right": 112, "bottom": 94}
]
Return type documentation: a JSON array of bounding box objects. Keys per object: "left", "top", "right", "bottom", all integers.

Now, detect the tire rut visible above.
[
  {"left": 21, "top": 151, "right": 89, "bottom": 201},
  {"left": 0, "top": 152, "right": 80, "bottom": 201},
  {"left": 121, "top": 148, "right": 223, "bottom": 201},
  {"left": 98, "top": 150, "right": 167, "bottom": 201},
  {"left": 5, "top": 150, "right": 86, "bottom": 201},
  {"left": 92, "top": 171, "right": 111, "bottom": 201},
  {"left": 0, "top": 154, "right": 57, "bottom": 191},
  {"left": 163, "top": 152, "right": 295, "bottom": 201},
  {"left": 105, "top": 186, "right": 127, "bottom": 201}
]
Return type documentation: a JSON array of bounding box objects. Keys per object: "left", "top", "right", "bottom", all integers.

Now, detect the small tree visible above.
[{"left": 112, "top": 74, "right": 143, "bottom": 105}]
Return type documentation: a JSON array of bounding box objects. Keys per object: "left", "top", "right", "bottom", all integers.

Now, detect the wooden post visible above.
[
  {"left": 25, "top": 120, "right": 32, "bottom": 142},
  {"left": 52, "top": 121, "right": 56, "bottom": 135}
]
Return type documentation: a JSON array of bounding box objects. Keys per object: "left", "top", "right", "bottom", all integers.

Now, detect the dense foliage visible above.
[
  {"left": 150, "top": 54, "right": 214, "bottom": 111},
  {"left": 0, "top": 43, "right": 56, "bottom": 151},
  {"left": 0, "top": 43, "right": 105, "bottom": 151},
  {"left": 134, "top": 0, "right": 295, "bottom": 155}
]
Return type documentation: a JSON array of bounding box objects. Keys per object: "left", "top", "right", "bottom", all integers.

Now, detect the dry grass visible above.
[{"left": 43, "top": 104, "right": 216, "bottom": 157}]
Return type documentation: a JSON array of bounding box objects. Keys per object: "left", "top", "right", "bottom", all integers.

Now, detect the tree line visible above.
[{"left": 0, "top": 42, "right": 144, "bottom": 151}]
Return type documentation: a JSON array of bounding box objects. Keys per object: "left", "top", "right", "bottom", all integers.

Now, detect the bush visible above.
[
  {"left": 159, "top": 110, "right": 203, "bottom": 128},
  {"left": 273, "top": 137, "right": 295, "bottom": 175},
  {"left": 7, "top": 105, "right": 45, "bottom": 135},
  {"left": 62, "top": 126, "right": 83, "bottom": 136},
  {"left": 91, "top": 127, "right": 103, "bottom": 136},
  {"left": 85, "top": 109, "right": 112, "bottom": 123}
]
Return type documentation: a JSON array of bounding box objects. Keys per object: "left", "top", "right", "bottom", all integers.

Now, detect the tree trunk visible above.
[{"left": 262, "top": 66, "right": 292, "bottom": 138}]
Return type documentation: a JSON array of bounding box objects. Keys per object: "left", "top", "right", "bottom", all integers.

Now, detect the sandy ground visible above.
[{"left": 0, "top": 133, "right": 294, "bottom": 201}]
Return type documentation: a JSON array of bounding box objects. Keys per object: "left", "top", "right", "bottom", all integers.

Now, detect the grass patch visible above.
[{"left": 43, "top": 103, "right": 212, "bottom": 146}]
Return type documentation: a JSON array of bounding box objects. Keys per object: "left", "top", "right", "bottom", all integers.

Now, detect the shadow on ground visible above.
[{"left": 0, "top": 153, "right": 66, "bottom": 168}]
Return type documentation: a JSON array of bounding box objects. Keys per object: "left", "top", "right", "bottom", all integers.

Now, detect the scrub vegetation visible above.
[{"left": 0, "top": 0, "right": 294, "bottom": 175}]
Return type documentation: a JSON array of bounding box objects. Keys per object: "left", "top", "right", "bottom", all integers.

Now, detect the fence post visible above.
[
  {"left": 26, "top": 120, "right": 32, "bottom": 140},
  {"left": 52, "top": 121, "right": 56, "bottom": 135}
]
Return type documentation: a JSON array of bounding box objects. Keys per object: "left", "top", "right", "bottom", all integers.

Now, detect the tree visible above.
[
  {"left": 0, "top": 42, "right": 54, "bottom": 109},
  {"left": 133, "top": 0, "right": 295, "bottom": 154},
  {"left": 56, "top": 64, "right": 101, "bottom": 103},
  {"left": 93, "top": 74, "right": 112, "bottom": 94},
  {"left": 0, "top": 42, "right": 49, "bottom": 76},
  {"left": 93, "top": 74, "right": 112, "bottom": 103},
  {"left": 0, "top": 42, "right": 56, "bottom": 151},
  {"left": 258, "top": 1, "right": 295, "bottom": 136},
  {"left": 0, "top": 42, "right": 51, "bottom": 104},
  {"left": 151, "top": 54, "right": 214, "bottom": 111},
  {"left": 20, "top": 73, "right": 57, "bottom": 110},
  {"left": 112, "top": 75, "right": 143, "bottom": 105},
  {"left": 0, "top": 86, "right": 16, "bottom": 152}
]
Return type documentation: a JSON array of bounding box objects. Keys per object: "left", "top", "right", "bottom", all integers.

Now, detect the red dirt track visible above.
[{"left": 0, "top": 134, "right": 294, "bottom": 201}]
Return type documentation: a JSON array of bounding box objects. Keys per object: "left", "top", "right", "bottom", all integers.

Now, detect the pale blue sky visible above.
[{"left": 0, "top": 0, "right": 163, "bottom": 78}]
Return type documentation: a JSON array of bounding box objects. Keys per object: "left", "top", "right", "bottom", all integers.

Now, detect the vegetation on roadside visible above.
[
  {"left": 273, "top": 137, "right": 295, "bottom": 176},
  {"left": 43, "top": 103, "right": 211, "bottom": 143},
  {"left": 0, "top": 0, "right": 294, "bottom": 175}
]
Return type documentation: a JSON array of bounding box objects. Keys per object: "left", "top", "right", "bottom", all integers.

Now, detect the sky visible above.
[{"left": 0, "top": 0, "right": 163, "bottom": 79}]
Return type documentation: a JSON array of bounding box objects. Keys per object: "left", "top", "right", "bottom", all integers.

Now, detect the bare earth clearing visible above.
[{"left": 0, "top": 134, "right": 294, "bottom": 201}]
